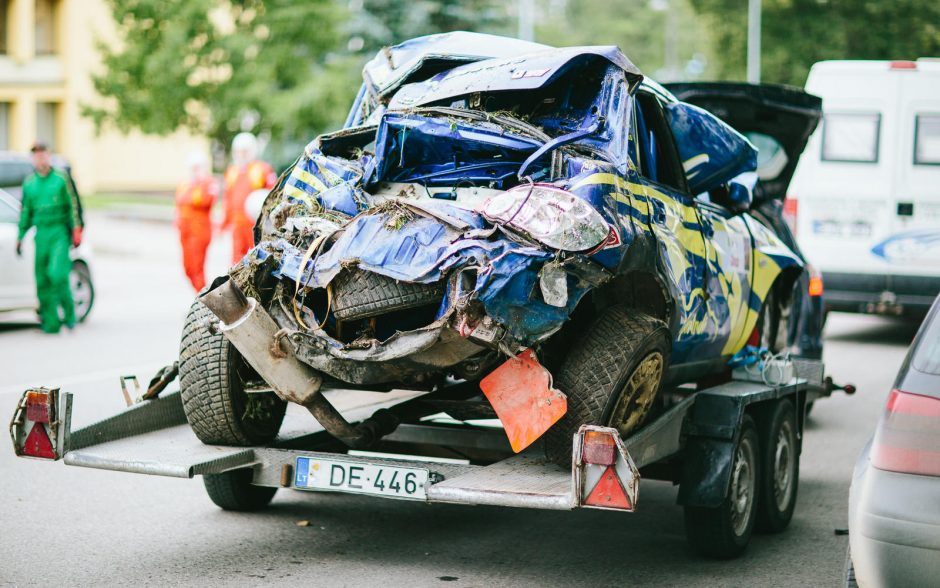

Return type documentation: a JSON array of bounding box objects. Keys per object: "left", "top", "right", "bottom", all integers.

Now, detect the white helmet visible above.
[{"left": 232, "top": 132, "right": 258, "bottom": 165}]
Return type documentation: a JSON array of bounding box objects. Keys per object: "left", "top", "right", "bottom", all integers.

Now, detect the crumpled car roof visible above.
[
  {"left": 362, "top": 31, "right": 551, "bottom": 97},
  {"left": 389, "top": 45, "right": 645, "bottom": 110}
]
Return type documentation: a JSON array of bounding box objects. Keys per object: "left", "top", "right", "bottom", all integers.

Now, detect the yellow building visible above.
[{"left": 0, "top": 0, "right": 208, "bottom": 192}]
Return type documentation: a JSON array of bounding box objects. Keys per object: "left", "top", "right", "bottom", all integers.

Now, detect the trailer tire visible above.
[
  {"left": 179, "top": 299, "right": 286, "bottom": 445},
  {"left": 756, "top": 398, "right": 800, "bottom": 533},
  {"left": 544, "top": 306, "right": 669, "bottom": 467},
  {"left": 331, "top": 269, "right": 443, "bottom": 321},
  {"left": 203, "top": 468, "right": 277, "bottom": 511},
  {"left": 684, "top": 415, "right": 760, "bottom": 559}
]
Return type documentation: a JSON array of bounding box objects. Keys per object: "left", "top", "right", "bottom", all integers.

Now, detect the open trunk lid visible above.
[{"left": 666, "top": 82, "right": 822, "bottom": 202}]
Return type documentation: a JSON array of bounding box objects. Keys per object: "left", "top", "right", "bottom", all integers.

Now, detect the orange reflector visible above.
[
  {"left": 585, "top": 465, "right": 632, "bottom": 510},
  {"left": 808, "top": 275, "right": 824, "bottom": 297},
  {"left": 583, "top": 431, "right": 616, "bottom": 465},
  {"left": 23, "top": 422, "right": 56, "bottom": 459},
  {"left": 26, "top": 391, "right": 50, "bottom": 423},
  {"left": 480, "top": 348, "right": 568, "bottom": 453}
]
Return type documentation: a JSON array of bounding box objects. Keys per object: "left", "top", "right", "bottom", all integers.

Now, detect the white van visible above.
[{"left": 788, "top": 59, "right": 940, "bottom": 316}]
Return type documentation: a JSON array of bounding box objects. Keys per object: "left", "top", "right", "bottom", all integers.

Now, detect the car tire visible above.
[
  {"left": 844, "top": 545, "right": 859, "bottom": 588},
  {"left": 179, "top": 299, "right": 286, "bottom": 445},
  {"left": 203, "top": 468, "right": 277, "bottom": 511},
  {"left": 684, "top": 415, "right": 761, "bottom": 559},
  {"left": 544, "top": 306, "right": 670, "bottom": 467},
  {"left": 330, "top": 269, "right": 443, "bottom": 321},
  {"left": 755, "top": 398, "right": 800, "bottom": 533},
  {"left": 70, "top": 260, "right": 94, "bottom": 323}
]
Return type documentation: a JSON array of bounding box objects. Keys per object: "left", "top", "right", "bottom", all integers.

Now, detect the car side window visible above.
[{"left": 633, "top": 93, "right": 689, "bottom": 193}]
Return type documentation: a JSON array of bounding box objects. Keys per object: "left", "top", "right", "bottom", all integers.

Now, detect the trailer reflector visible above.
[
  {"left": 26, "top": 391, "right": 51, "bottom": 423},
  {"left": 584, "top": 465, "right": 632, "bottom": 509},
  {"left": 23, "top": 423, "right": 56, "bottom": 459},
  {"left": 582, "top": 430, "right": 616, "bottom": 465}
]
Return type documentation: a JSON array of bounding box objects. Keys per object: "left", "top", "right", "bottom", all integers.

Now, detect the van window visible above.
[
  {"left": 821, "top": 112, "right": 881, "bottom": 163},
  {"left": 914, "top": 114, "right": 940, "bottom": 166}
]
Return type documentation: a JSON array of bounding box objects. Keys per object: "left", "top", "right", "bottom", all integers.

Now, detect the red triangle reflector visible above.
[
  {"left": 23, "top": 422, "right": 56, "bottom": 459},
  {"left": 585, "top": 465, "right": 631, "bottom": 509}
]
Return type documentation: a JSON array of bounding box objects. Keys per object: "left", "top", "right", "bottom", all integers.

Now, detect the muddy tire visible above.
[
  {"left": 203, "top": 468, "right": 277, "bottom": 511},
  {"left": 331, "top": 269, "right": 443, "bottom": 321},
  {"left": 755, "top": 398, "right": 800, "bottom": 533},
  {"left": 544, "top": 306, "right": 670, "bottom": 467},
  {"left": 179, "top": 300, "right": 286, "bottom": 446}
]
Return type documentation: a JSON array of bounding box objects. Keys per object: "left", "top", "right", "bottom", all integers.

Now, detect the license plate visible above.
[{"left": 294, "top": 457, "right": 429, "bottom": 500}]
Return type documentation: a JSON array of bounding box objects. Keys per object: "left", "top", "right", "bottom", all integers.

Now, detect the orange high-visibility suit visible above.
[
  {"left": 175, "top": 176, "right": 218, "bottom": 291},
  {"left": 223, "top": 160, "right": 276, "bottom": 263}
]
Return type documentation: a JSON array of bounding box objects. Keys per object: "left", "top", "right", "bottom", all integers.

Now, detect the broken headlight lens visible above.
[{"left": 480, "top": 184, "right": 609, "bottom": 251}]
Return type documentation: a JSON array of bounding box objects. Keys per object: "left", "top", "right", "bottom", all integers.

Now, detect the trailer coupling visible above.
[{"left": 200, "top": 276, "right": 398, "bottom": 448}]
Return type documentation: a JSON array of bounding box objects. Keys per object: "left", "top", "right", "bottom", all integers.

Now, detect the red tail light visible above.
[
  {"left": 870, "top": 389, "right": 940, "bottom": 477},
  {"left": 783, "top": 197, "right": 798, "bottom": 235}
]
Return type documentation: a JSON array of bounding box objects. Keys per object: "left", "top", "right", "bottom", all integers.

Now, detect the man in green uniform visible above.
[{"left": 15, "top": 143, "right": 84, "bottom": 333}]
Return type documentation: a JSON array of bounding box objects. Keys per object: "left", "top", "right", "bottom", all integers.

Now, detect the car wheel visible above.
[
  {"left": 543, "top": 306, "right": 670, "bottom": 467},
  {"left": 684, "top": 415, "right": 761, "bottom": 559},
  {"left": 179, "top": 299, "right": 286, "bottom": 445},
  {"left": 756, "top": 398, "right": 800, "bottom": 533},
  {"left": 70, "top": 260, "right": 95, "bottom": 323},
  {"left": 203, "top": 468, "right": 277, "bottom": 511},
  {"left": 844, "top": 545, "right": 859, "bottom": 588},
  {"left": 758, "top": 284, "right": 789, "bottom": 353}
]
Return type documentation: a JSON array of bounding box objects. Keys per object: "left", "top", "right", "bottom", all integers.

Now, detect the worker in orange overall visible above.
[
  {"left": 175, "top": 151, "right": 217, "bottom": 291},
  {"left": 222, "top": 132, "right": 276, "bottom": 263}
]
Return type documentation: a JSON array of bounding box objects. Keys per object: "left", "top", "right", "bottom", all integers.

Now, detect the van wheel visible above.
[
  {"left": 544, "top": 306, "right": 669, "bottom": 467},
  {"left": 685, "top": 415, "right": 760, "bottom": 558}
]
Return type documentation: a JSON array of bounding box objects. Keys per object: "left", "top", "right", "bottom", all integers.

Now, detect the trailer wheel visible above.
[
  {"left": 179, "top": 299, "right": 286, "bottom": 445},
  {"left": 684, "top": 415, "right": 760, "bottom": 559},
  {"left": 203, "top": 468, "right": 277, "bottom": 511},
  {"left": 544, "top": 306, "right": 669, "bottom": 467},
  {"left": 756, "top": 398, "right": 800, "bottom": 533}
]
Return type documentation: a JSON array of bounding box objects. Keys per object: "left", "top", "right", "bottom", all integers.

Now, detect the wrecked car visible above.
[{"left": 179, "top": 32, "right": 815, "bottom": 466}]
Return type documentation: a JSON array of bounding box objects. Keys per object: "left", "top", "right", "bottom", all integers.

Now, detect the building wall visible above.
[{"left": 0, "top": 0, "right": 209, "bottom": 193}]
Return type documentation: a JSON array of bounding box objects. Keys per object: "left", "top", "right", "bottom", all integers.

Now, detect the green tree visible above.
[
  {"left": 690, "top": 0, "right": 940, "bottom": 85},
  {"left": 85, "top": 0, "right": 348, "bottom": 151}
]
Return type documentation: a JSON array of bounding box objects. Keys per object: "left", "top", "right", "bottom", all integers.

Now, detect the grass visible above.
[{"left": 82, "top": 192, "right": 175, "bottom": 210}]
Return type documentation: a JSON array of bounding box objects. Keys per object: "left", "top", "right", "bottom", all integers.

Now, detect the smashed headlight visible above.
[{"left": 480, "top": 184, "right": 609, "bottom": 251}]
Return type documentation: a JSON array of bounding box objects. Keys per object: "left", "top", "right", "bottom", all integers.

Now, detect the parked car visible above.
[
  {"left": 0, "top": 151, "right": 85, "bottom": 220},
  {"left": 180, "top": 33, "right": 818, "bottom": 466},
  {"left": 789, "top": 60, "right": 940, "bottom": 318},
  {"left": 0, "top": 188, "right": 95, "bottom": 322},
  {"left": 845, "top": 294, "right": 940, "bottom": 587}
]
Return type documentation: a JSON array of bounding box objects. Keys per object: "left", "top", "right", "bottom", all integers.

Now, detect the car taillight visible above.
[
  {"left": 808, "top": 266, "right": 824, "bottom": 297},
  {"left": 870, "top": 389, "right": 940, "bottom": 477},
  {"left": 783, "top": 197, "right": 798, "bottom": 235}
]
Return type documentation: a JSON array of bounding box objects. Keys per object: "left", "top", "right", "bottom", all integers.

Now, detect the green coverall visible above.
[{"left": 18, "top": 170, "right": 82, "bottom": 333}]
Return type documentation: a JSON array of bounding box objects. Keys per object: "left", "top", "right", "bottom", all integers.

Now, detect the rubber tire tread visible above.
[
  {"left": 684, "top": 415, "right": 761, "bottom": 559},
  {"left": 203, "top": 468, "right": 277, "bottom": 511},
  {"left": 71, "top": 260, "right": 95, "bottom": 323},
  {"left": 543, "top": 305, "right": 669, "bottom": 467},
  {"left": 755, "top": 398, "right": 800, "bottom": 533},
  {"left": 331, "top": 269, "right": 442, "bottom": 321},
  {"left": 179, "top": 300, "right": 285, "bottom": 445}
]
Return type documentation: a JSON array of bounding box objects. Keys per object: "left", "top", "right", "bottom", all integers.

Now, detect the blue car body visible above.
[{"left": 241, "top": 33, "right": 805, "bottom": 387}]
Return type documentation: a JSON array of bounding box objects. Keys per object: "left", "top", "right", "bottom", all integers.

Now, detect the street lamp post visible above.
[{"left": 747, "top": 0, "right": 761, "bottom": 83}]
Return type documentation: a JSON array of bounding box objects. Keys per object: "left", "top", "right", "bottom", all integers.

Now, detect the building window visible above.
[
  {"left": 36, "top": 101, "right": 59, "bottom": 150},
  {"left": 821, "top": 112, "right": 881, "bottom": 164},
  {"left": 0, "top": 102, "right": 8, "bottom": 150},
  {"left": 0, "top": 0, "right": 8, "bottom": 55},
  {"left": 35, "top": 0, "right": 59, "bottom": 56}
]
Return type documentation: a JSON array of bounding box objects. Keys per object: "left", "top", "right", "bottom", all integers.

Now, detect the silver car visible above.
[
  {"left": 846, "top": 294, "right": 940, "bottom": 586},
  {"left": 0, "top": 188, "right": 94, "bottom": 322}
]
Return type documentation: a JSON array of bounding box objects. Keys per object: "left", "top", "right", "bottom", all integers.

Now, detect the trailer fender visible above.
[{"left": 676, "top": 390, "right": 744, "bottom": 508}]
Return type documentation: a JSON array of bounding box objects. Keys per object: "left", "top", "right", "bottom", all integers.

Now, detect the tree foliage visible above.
[
  {"left": 86, "top": 0, "right": 348, "bottom": 149},
  {"left": 691, "top": 0, "right": 940, "bottom": 85}
]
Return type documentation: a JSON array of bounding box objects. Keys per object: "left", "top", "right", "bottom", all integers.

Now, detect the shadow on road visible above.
[{"left": 824, "top": 315, "right": 921, "bottom": 347}]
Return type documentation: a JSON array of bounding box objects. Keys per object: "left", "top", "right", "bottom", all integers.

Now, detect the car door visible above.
[
  {"left": 0, "top": 192, "right": 37, "bottom": 312},
  {"left": 630, "top": 90, "right": 743, "bottom": 364}
]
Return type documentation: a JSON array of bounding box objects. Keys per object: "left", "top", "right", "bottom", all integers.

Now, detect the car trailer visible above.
[{"left": 10, "top": 361, "right": 824, "bottom": 559}]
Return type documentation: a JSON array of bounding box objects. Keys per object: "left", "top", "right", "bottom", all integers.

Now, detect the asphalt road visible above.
[{"left": 0, "top": 213, "right": 922, "bottom": 587}]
